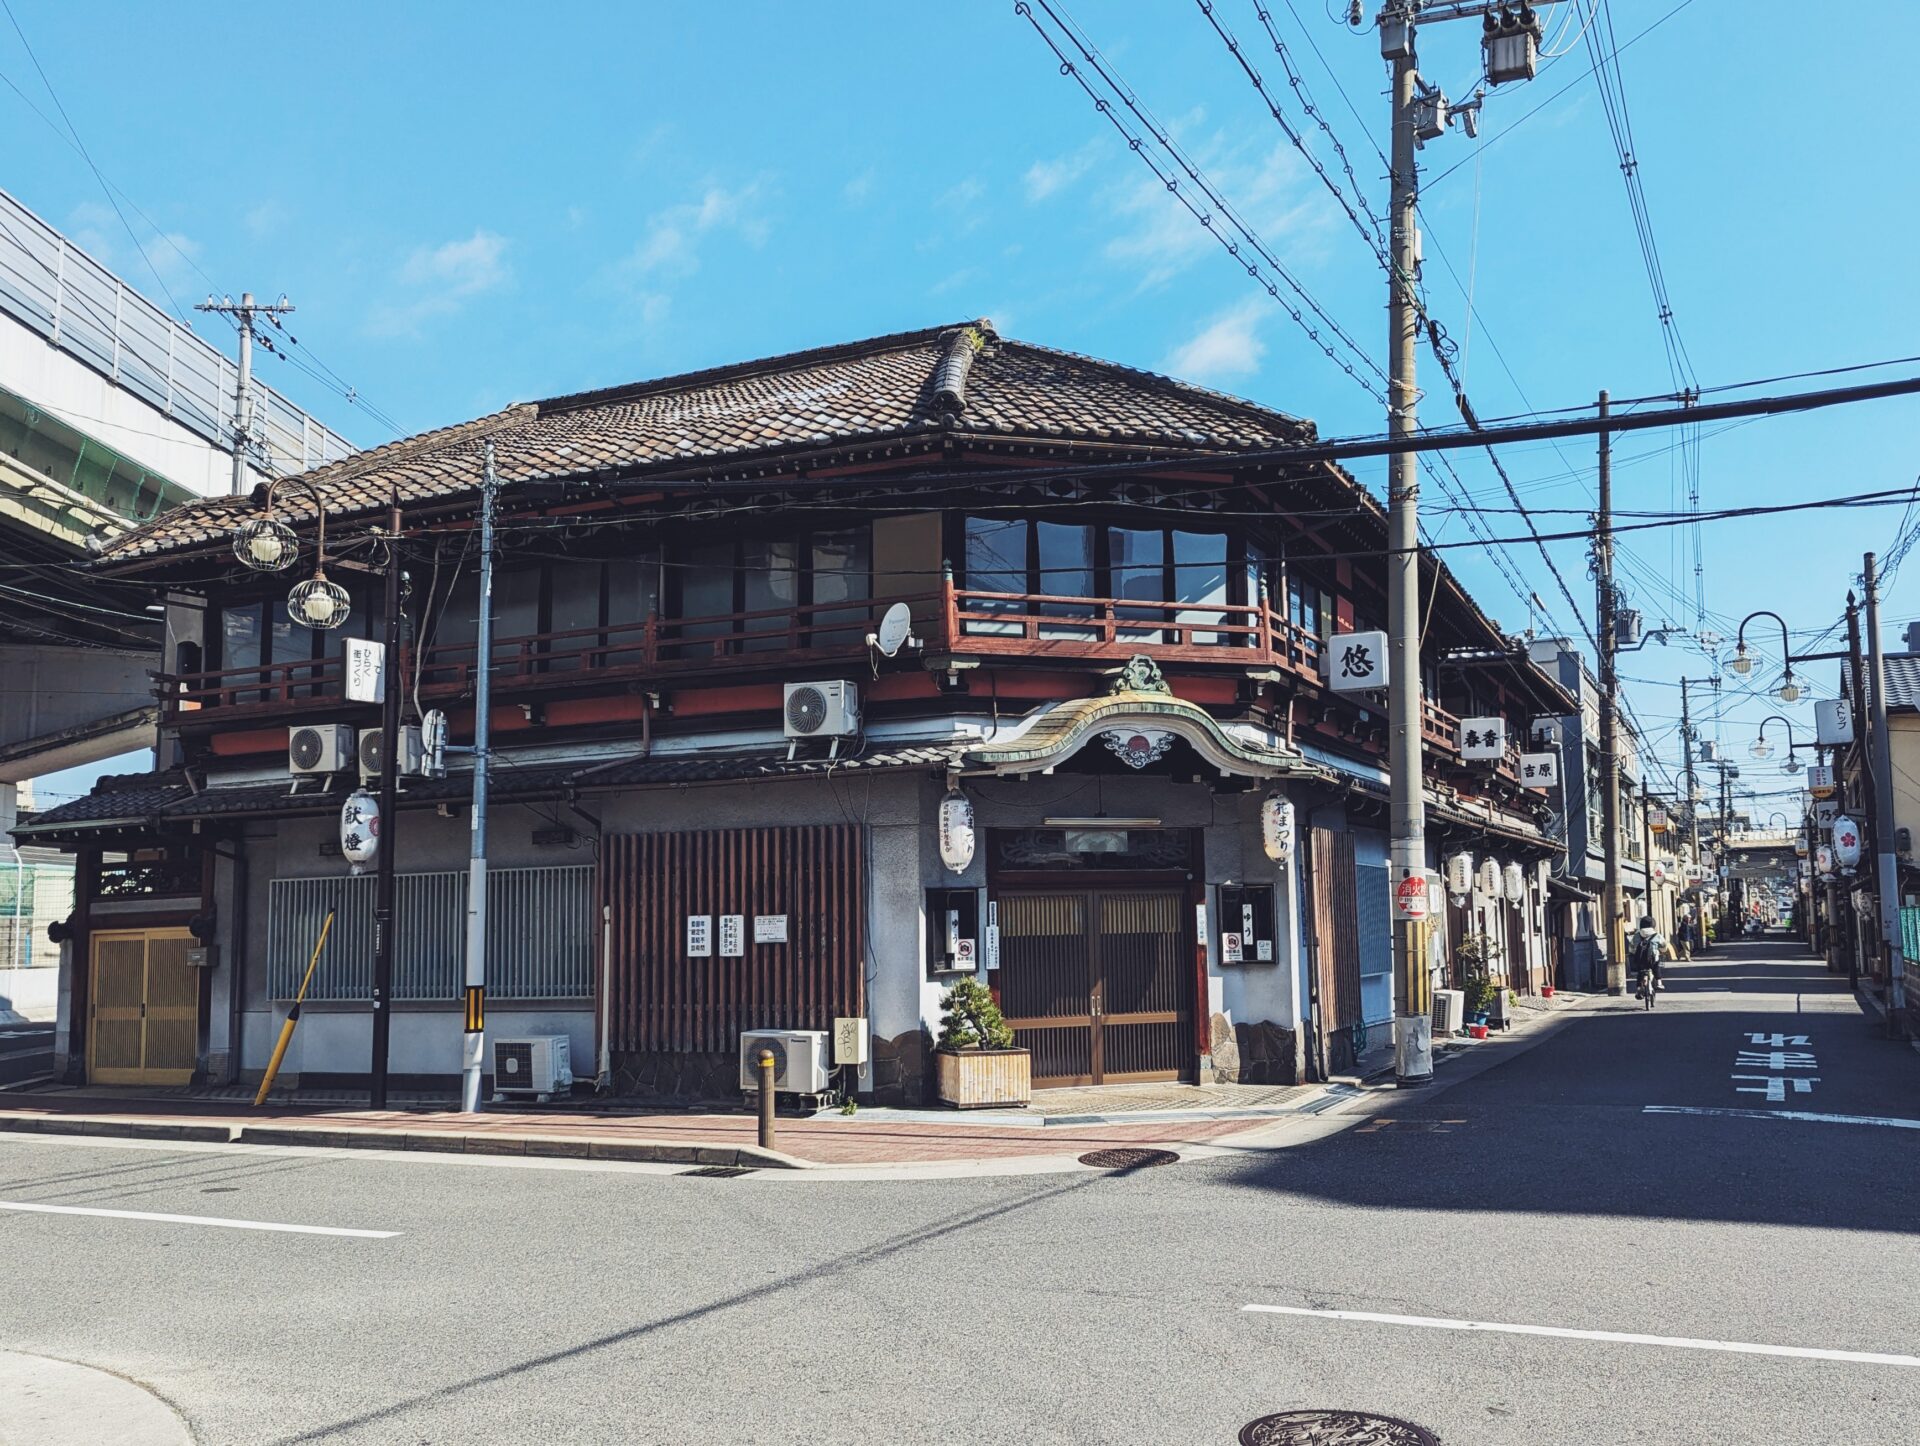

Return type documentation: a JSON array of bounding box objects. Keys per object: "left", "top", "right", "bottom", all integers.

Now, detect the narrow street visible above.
[{"left": 0, "top": 936, "right": 1913, "bottom": 1445}]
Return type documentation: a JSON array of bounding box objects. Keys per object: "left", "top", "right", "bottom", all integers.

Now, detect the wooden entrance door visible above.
[
  {"left": 88, "top": 929, "right": 198, "bottom": 1086},
  {"left": 996, "top": 889, "right": 1191, "bottom": 1088}
]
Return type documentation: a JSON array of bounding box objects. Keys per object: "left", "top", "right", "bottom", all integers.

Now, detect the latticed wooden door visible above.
[
  {"left": 997, "top": 889, "right": 1190, "bottom": 1088},
  {"left": 88, "top": 929, "right": 198, "bottom": 1085}
]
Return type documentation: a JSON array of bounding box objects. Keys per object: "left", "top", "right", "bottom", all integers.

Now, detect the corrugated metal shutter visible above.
[{"left": 268, "top": 866, "right": 592, "bottom": 1001}]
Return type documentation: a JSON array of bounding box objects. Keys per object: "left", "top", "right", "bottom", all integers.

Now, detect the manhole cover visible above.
[
  {"left": 1077, "top": 1147, "right": 1179, "bottom": 1171},
  {"left": 679, "top": 1165, "right": 757, "bottom": 1178},
  {"left": 1239, "top": 1410, "right": 1439, "bottom": 1446}
]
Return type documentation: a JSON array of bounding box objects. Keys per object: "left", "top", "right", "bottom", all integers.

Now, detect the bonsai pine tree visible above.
[{"left": 937, "top": 978, "right": 1015, "bottom": 1051}]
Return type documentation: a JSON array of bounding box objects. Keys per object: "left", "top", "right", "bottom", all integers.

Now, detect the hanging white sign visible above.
[
  {"left": 1326, "top": 631, "right": 1388, "bottom": 692},
  {"left": 344, "top": 639, "right": 386, "bottom": 704},
  {"left": 1813, "top": 698, "right": 1854, "bottom": 746},
  {"left": 1805, "top": 765, "right": 1836, "bottom": 800},
  {"left": 1519, "top": 751, "right": 1559, "bottom": 788},
  {"left": 1812, "top": 798, "right": 1839, "bottom": 829},
  {"left": 1460, "top": 716, "right": 1506, "bottom": 762}
]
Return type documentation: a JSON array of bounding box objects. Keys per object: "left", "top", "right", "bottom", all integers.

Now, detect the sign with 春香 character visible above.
[{"left": 1459, "top": 717, "right": 1506, "bottom": 762}]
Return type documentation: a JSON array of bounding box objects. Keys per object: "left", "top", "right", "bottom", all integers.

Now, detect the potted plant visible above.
[
  {"left": 1456, "top": 933, "right": 1504, "bottom": 1026},
  {"left": 933, "top": 978, "right": 1031, "bottom": 1108}
]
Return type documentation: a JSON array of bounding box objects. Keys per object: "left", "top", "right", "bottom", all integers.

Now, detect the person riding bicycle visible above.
[{"left": 1629, "top": 915, "right": 1667, "bottom": 993}]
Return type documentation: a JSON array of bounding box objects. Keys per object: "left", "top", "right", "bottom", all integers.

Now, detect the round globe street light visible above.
[
  {"left": 1753, "top": 714, "right": 1804, "bottom": 772},
  {"left": 230, "top": 477, "right": 350, "bottom": 630},
  {"left": 1731, "top": 610, "right": 1801, "bottom": 702}
]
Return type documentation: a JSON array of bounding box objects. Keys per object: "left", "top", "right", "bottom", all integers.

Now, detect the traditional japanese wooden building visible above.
[{"left": 15, "top": 321, "right": 1573, "bottom": 1101}]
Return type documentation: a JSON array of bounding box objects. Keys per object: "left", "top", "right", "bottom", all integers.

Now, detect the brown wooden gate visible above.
[
  {"left": 996, "top": 888, "right": 1191, "bottom": 1088},
  {"left": 87, "top": 928, "right": 199, "bottom": 1086}
]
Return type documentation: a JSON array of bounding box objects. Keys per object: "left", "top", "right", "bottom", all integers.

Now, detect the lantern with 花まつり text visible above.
[
  {"left": 1260, "top": 795, "right": 1295, "bottom": 863},
  {"left": 937, "top": 791, "right": 975, "bottom": 875}
]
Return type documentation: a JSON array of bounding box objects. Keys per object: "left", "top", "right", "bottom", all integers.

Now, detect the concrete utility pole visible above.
[
  {"left": 1862, "top": 552, "right": 1909, "bottom": 1034},
  {"left": 460, "top": 443, "right": 500, "bottom": 1112},
  {"left": 194, "top": 292, "right": 294, "bottom": 495},
  {"left": 1373, "top": 1, "right": 1542, "bottom": 1083},
  {"left": 1382, "top": 9, "right": 1431, "bottom": 1087},
  {"left": 370, "top": 485, "right": 403, "bottom": 1110},
  {"left": 1595, "top": 390, "right": 1625, "bottom": 993},
  {"left": 1845, "top": 590, "right": 1867, "bottom": 985}
]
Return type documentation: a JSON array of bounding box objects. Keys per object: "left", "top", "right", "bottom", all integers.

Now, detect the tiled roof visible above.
[
  {"left": 99, "top": 321, "right": 1310, "bottom": 565},
  {"left": 1880, "top": 653, "right": 1920, "bottom": 711},
  {"left": 11, "top": 748, "right": 960, "bottom": 840}
]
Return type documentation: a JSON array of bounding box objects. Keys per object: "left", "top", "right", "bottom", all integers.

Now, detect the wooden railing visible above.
[{"left": 156, "top": 574, "right": 1498, "bottom": 741}]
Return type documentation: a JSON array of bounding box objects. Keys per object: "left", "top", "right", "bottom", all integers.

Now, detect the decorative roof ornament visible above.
[{"left": 1111, "top": 655, "right": 1171, "bottom": 696}]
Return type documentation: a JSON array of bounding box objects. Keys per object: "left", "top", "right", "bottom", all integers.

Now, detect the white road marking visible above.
[
  {"left": 1645, "top": 1105, "right": 1920, "bottom": 1131},
  {"left": 0, "top": 1199, "right": 398, "bottom": 1237},
  {"left": 1241, "top": 1303, "right": 1920, "bottom": 1368}
]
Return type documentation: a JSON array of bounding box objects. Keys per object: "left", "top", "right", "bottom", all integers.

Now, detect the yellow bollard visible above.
[
  {"left": 254, "top": 909, "right": 335, "bottom": 1107},
  {"left": 757, "top": 1048, "right": 777, "bottom": 1151}
]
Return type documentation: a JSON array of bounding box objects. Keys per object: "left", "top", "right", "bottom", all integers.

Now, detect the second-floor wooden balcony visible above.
[{"left": 157, "top": 578, "right": 1528, "bottom": 780}]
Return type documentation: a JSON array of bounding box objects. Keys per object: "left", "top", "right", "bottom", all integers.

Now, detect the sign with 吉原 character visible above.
[
  {"left": 686, "top": 915, "right": 712, "bottom": 957},
  {"left": 344, "top": 639, "right": 386, "bottom": 704},
  {"left": 1327, "top": 631, "right": 1388, "bottom": 693},
  {"left": 1519, "top": 751, "right": 1559, "bottom": 788},
  {"left": 1459, "top": 717, "right": 1507, "bottom": 762},
  {"left": 719, "top": 914, "right": 744, "bottom": 958}
]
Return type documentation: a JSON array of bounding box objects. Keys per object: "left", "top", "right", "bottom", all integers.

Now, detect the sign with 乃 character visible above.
[{"left": 1327, "top": 631, "right": 1388, "bottom": 693}]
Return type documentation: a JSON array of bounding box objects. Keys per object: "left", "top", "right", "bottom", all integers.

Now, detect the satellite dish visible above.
[{"left": 874, "top": 602, "right": 914, "bottom": 658}]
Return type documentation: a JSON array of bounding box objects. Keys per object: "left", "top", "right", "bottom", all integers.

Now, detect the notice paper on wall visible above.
[
  {"left": 686, "top": 915, "right": 712, "bottom": 957},
  {"left": 719, "top": 914, "right": 744, "bottom": 958},
  {"left": 753, "top": 914, "right": 788, "bottom": 944}
]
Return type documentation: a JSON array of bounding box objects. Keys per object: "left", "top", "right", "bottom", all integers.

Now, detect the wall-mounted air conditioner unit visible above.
[
  {"left": 783, "top": 681, "right": 860, "bottom": 744},
  {"left": 288, "top": 724, "right": 355, "bottom": 776},
  {"left": 1432, "top": 989, "right": 1465, "bottom": 1037},
  {"left": 492, "top": 1035, "right": 573, "bottom": 1102},
  {"left": 739, "top": 1029, "right": 831, "bottom": 1095},
  {"left": 357, "top": 725, "right": 425, "bottom": 784}
]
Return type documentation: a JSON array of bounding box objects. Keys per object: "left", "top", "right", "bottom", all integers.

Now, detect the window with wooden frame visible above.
[{"left": 662, "top": 526, "right": 871, "bottom": 657}]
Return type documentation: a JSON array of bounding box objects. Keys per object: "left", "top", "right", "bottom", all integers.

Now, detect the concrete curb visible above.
[
  {"left": 0, "top": 1113, "right": 810, "bottom": 1169},
  {"left": 0, "top": 1349, "right": 194, "bottom": 1445}
]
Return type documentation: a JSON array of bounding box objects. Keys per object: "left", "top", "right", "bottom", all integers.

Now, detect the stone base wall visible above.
[
  {"left": 1209, "top": 1014, "right": 1298, "bottom": 1085},
  {"left": 870, "top": 1028, "right": 930, "bottom": 1107},
  {"left": 611, "top": 1035, "right": 930, "bottom": 1107}
]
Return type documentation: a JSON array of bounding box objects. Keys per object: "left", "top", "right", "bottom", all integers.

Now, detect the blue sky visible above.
[{"left": 10, "top": 1, "right": 1916, "bottom": 816}]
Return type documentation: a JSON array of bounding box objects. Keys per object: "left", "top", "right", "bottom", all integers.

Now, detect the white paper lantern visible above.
[
  {"left": 1446, "top": 853, "right": 1473, "bottom": 899},
  {"left": 1477, "top": 858, "right": 1501, "bottom": 896},
  {"left": 1260, "top": 795, "right": 1295, "bottom": 863},
  {"left": 340, "top": 789, "right": 380, "bottom": 873},
  {"left": 1503, "top": 862, "right": 1525, "bottom": 903},
  {"left": 1815, "top": 844, "right": 1834, "bottom": 876},
  {"left": 1831, "top": 815, "right": 1862, "bottom": 871},
  {"left": 937, "top": 791, "right": 976, "bottom": 875}
]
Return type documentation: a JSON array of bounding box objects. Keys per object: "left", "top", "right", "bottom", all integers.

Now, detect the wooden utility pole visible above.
[{"left": 1862, "top": 552, "right": 1909, "bottom": 1034}]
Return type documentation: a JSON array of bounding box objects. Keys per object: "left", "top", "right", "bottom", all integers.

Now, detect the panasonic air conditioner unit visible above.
[
  {"left": 739, "top": 1029, "right": 832, "bottom": 1095},
  {"left": 357, "top": 725, "right": 424, "bottom": 784},
  {"left": 1432, "top": 989, "right": 1465, "bottom": 1037},
  {"left": 783, "top": 681, "right": 860, "bottom": 741},
  {"left": 288, "top": 723, "right": 355, "bottom": 776},
  {"left": 491, "top": 1035, "right": 574, "bottom": 1101}
]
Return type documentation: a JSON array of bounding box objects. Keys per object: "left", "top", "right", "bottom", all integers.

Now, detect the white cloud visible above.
[
  {"left": 625, "top": 181, "right": 771, "bottom": 279},
  {"left": 1102, "top": 137, "right": 1320, "bottom": 291},
  {"left": 843, "top": 167, "right": 876, "bottom": 204},
  {"left": 367, "top": 228, "right": 511, "bottom": 337},
  {"left": 939, "top": 177, "right": 986, "bottom": 210},
  {"left": 1023, "top": 142, "right": 1099, "bottom": 202},
  {"left": 63, "top": 202, "right": 202, "bottom": 292},
  {"left": 244, "top": 200, "right": 289, "bottom": 240},
  {"left": 1163, "top": 298, "right": 1269, "bottom": 384}
]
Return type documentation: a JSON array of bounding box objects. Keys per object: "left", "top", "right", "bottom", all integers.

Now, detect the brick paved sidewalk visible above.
[{"left": 0, "top": 1091, "right": 1270, "bottom": 1168}]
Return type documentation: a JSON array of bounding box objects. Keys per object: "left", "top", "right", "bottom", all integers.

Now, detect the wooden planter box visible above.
[{"left": 935, "top": 1048, "right": 1032, "bottom": 1109}]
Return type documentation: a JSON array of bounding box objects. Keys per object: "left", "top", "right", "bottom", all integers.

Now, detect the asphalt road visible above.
[
  {"left": 0, "top": 1023, "right": 53, "bottom": 1088},
  {"left": 1, "top": 937, "right": 1916, "bottom": 1445}
]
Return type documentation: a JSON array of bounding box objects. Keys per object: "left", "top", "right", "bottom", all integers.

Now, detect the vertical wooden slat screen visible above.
[
  {"left": 1311, "top": 827, "right": 1363, "bottom": 1032},
  {"left": 601, "top": 825, "right": 865, "bottom": 1055}
]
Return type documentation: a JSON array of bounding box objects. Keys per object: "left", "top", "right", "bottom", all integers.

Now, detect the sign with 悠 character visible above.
[{"left": 1327, "top": 631, "right": 1388, "bottom": 693}]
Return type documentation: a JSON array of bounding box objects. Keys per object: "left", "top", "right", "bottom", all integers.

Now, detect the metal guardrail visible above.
[
  {"left": 0, "top": 187, "right": 356, "bottom": 477},
  {"left": 268, "top": 866, "right": 593, "bottom": 1002}
]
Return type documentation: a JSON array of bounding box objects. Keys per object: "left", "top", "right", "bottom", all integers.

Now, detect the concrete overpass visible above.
[{"left": 0, "top": 185, "right": 357, "bottom": 809}]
